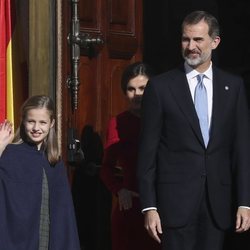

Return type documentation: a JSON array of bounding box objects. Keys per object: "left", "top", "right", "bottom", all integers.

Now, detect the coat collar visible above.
[
  {"left": 168, "top": 65, "right": 204, "bottom": 146},
  {"left": 168, "top": 65, "right": 229, "bottom": 148},
  {"left": 209, "top": 66, "right": 230, "bottom": 146}
]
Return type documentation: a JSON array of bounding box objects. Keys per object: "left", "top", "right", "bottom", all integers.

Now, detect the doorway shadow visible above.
[
  {"left": 224, "top": 230, "right": 250, "bottom": 250},
  {"left": 72, "top": 125, "right": 112, "bottom": 250}
]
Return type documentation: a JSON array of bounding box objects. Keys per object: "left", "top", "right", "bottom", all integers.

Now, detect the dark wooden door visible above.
[
  {"left": 61, "top": 0, "right": 143, "bottom": 153},
  {"left": 61, "top": 1, "right": 143, "bottom": 249}
]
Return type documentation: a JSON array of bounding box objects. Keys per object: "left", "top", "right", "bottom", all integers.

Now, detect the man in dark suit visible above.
[{"left": 137, "top": 10, "right": 250, "bottom": 250}]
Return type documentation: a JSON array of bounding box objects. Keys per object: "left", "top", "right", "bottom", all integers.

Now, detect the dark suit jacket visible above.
[{"left": 137, "top": 65, "right": 250, "bottom": 230}]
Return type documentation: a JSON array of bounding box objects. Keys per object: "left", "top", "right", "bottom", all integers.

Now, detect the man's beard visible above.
[
  {"left": 183, "top": 50, "right": 211, "bottom": 67},
  {"left": 185, "top": 56, "right": 202, "bottom": 66}
]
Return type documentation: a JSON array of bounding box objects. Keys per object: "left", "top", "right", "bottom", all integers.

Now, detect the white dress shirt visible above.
[{"left": 185, "top": 61, "right": 213, "bottom": 129}]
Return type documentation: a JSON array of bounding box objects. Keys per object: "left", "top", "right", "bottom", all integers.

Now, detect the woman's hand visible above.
[
  {"left": 117, "top": 188, "right": 139, "bottom": 211},
  {"left": 0, "top": 120, "right": 14, "bottom": 156}
]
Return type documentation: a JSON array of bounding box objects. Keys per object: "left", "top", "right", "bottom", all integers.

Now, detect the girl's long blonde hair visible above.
[{"left": 13, "top": 95, "right": 60, "bottom": 165}]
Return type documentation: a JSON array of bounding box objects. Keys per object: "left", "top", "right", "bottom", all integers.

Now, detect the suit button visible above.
[{"left": 201, "top": 173, "right": 206, "bottom": 178}]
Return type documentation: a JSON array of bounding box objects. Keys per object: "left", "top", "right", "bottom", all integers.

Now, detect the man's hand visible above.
[
  {"left": 117, "top": 188, "right": 139, "bottom": 211},
  {"left": 144, "top": 210, "right": 162, "bottom": 243},
  {"left": 235, "top": 207, "right": 250, "bottom": 233}
]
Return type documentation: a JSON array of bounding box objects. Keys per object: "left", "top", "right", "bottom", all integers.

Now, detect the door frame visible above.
[{"left": 55, "top": 0, "right": 64, "bottom": 155}]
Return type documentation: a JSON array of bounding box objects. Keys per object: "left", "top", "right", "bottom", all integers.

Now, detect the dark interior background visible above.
[{"left": 143, "top": 0, "right": 250, "bottom": 105}]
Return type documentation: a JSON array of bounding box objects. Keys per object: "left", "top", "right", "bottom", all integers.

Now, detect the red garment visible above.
[{"left": 100, "top": 111, "right": 160, "bottom": 250}]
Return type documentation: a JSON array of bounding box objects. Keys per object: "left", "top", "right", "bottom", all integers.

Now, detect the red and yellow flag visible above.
[
  {"left": 0, "top": 0, "right": 15, "bottom": 124},
  {"left": 0, "top": 0, "right": 28, "bottom": 128}
]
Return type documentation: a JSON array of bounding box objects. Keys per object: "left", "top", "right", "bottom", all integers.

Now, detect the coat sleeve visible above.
[{"left": 137, "top": 81, "right": 163, "bottom": 209}]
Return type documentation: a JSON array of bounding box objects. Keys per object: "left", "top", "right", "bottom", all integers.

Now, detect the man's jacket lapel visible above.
[
  {"left": 209, "top": 66, "right": 230, "bottom": 147},
  {"left": 168, "top": 68, "right": 205, "bottom": 147}
]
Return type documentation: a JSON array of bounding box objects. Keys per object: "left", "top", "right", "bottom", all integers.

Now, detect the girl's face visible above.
[
  {"left": 126, "top": 75, "right": 149, "bottom": 111},
  {"left": 23, "top": 108, "right": 55, "bottom": 150}
]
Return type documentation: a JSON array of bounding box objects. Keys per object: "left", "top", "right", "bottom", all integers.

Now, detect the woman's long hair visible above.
[{"left": 13, "top": 95, "right": 60, "bottom": 165}]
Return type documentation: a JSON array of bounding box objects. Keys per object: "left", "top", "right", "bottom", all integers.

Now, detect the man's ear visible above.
[{"left": 212, "top": 36, "right": 221, "bottom": 50}]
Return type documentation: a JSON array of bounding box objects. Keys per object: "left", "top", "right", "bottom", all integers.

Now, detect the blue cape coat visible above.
[{"left": 0, "top": 142, "right": 81, "bottom": 249}]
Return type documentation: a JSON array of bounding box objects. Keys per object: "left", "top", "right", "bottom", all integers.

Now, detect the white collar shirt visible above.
[{"left": 184, "top": 62, "right": 213, "bottom": 129}]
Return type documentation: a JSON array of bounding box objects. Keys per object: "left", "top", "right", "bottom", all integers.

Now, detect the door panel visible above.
[
  {"left": 62, "top": 0, "right": 143, "bottom": 151},
  {"left": 108, "top": 0, "right": 138, "bottom": 59}
]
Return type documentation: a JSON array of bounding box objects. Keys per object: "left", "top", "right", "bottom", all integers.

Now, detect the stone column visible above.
[{"left": 29, "top": 0, "right": 54, "bottom": 96}]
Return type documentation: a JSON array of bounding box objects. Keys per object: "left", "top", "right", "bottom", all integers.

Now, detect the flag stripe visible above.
[
  {"left": 0, "top": 0, "right": 15, "bottom": 124},
  {"left": 0, "top": 0, "right": 7, "bottom": 121},
  {"left": 6, "top": 0, "right": 15, "bottom": 125},
  {"left": 7, "top": 40, "right": 14, "bottom": 122}
]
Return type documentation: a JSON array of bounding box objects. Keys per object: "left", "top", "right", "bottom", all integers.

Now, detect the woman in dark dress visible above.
[
  {"left": 100, "top": 62, "right": 160, "bottom": 250},
  {"left": 0, "top": 95, "right": 80, "bottom": 250}
]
